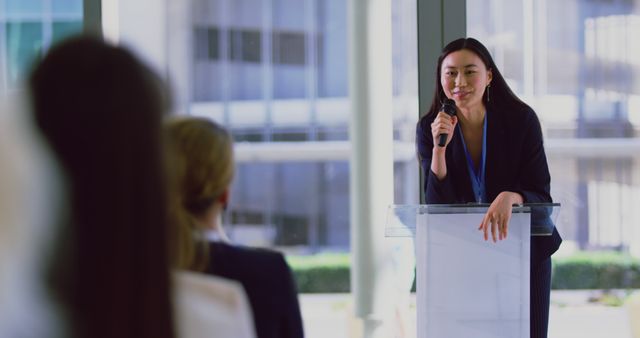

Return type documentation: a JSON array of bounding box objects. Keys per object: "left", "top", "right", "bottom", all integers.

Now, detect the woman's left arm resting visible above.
[
  {"left": 514, "top": 111, "right": 552, "bottom": 203},
  {"left": 479, "top": 109, "right": 551, "bottom": 242}
]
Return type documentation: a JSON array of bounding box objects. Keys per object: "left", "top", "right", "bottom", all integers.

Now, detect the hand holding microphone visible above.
[{"left": 436, "top": 99, "right": 457, "bottom": 147}]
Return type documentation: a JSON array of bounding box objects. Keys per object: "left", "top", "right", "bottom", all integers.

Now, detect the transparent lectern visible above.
[{"left": 386, "top": 203, "right": 560, "bottom": 338}]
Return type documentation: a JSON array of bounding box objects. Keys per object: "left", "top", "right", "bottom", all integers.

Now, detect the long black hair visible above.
[
  {"left": 29, "top": 35, "right": 175, "bottom": 338},
  {"left": 424, "top": 37, "right": 530, "bottom": 119}
]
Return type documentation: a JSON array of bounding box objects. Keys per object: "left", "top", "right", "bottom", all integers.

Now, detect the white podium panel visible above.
[
  {"left": 416, "top": 210, "right": 530, "bottom": 338},
  {"left": 385, "top": 204, "right": 560, "bottom": 338}
]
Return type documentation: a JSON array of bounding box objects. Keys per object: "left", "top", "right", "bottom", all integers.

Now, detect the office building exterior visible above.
[{"left": 2, "top": 0, "right": 639, "bottom": 255}]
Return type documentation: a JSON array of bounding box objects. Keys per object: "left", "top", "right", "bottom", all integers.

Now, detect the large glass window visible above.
[
  {"left": 468, "top": 0, "right": 640, "bottom": 258},
  {"left": 271, "top": 0, "right": 306, "bottom": 99},
  {"left": 4, "top": 0, "right": 43, "bottom": 15},
  {"left": 52, "top": 21, "right": 83, "bottom": 44},
  {"left": 52, "top": 0, "right": 83, "bottom": 14},
  {"left": 182, "top": 0, "right": 417, "bottom": 253},
  {"left": 316, "top": 0, "right": 347, "bottom": 98},
  {"left": 0, "top": 0, "right": 83, "bottom": 94},
  {"left": 5, "top": 22, "right": 42, "bottom": 87},
  {"left": 272, "top": 30, "right": 306, "bottom": 98}
]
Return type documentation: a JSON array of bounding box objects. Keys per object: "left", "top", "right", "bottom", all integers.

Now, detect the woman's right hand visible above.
[
  {"left": 430, "top": 111, "right": 458, "bottom": 149},
  {"left": 429, "top": 111, "right": 457, "bottom": 180}
]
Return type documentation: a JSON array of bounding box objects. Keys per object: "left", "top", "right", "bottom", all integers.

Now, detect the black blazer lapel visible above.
[
  {"left": 449, "top": 124, "right": 475, "bottom": 203},
  {"left": 485, "top": 109, "right": 510, "bottom": 202}
]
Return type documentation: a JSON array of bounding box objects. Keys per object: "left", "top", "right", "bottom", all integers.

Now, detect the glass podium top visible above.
[{"left": 385, "top": 203, "right": 560, "bottom": 237}]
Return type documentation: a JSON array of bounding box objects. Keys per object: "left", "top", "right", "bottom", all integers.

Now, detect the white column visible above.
[
  {"left": 166, "top": 0, "right": 192, "bottom": 113},
  {"left": 348, "top": 0, "right": 394, "bottom": 337},
  {"left": 523, "top": 0, "right": 535, "bottom": 99},
  {"left": 101, "top": 0, "right": 169, "bottom": 78}
]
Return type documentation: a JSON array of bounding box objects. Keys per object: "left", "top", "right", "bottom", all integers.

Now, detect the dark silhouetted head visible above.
[{"left": 29, "top": 35, "right": 175, "bottom": 338}]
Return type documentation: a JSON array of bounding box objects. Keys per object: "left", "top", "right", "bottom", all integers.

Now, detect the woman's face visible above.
[{"left": 440, "top": 49, "right": 492, "bottom": 112}]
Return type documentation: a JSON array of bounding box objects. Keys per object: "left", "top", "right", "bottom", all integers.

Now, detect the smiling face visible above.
[{"left": 440, "top": 49, "right": 492, "bottom": 113}]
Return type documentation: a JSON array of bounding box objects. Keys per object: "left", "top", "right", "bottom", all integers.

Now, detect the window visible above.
[
  {"left": 316, "top": 0, "right": 347, "bottom": 98},
  {"left": 0, "top": 0, "right": 83, "bottom": 93},
  {"left": 5, "top": 22, "right": 43, "bottom": 87},
  {"left": 52, "top": 21, "right": 83, "bottom": 44},
  {"left": 467, "top": 0, "right": 640, "bottom": 256},
  {"left": 273, "top": 31, "right": 305, "bottom": 65},
  {"left": 4, "top": 0, "right": 43, "bottom": 15},
  {"left": 194, "top": 26, "right": 219, "bottom": 61},
  {"left": 53, "top": 0, "right": 83, "bottom": 14},
  {"left": 181, "top": 0, "right": 417, "bottom": 250},
  {"left": 229, "top": 29, "right": 261, "bottom": 63}
]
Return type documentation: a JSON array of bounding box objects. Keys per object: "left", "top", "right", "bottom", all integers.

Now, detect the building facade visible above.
[{"left": 2, "top": 0, "right": 639, "bottom": 255}]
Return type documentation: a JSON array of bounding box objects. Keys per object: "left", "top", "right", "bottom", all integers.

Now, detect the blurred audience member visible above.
[
  {"left": 29, "top": 35, "right": 255, "bottom": 338},
  {"left": 173, "top": 271, "right": 256, "bottom": 338},
  {"left": 28, "top": 36, "right": 175, "bottom": 338},
  {"left": 165, "top": 117, "right": 305, "bottom": 338}
]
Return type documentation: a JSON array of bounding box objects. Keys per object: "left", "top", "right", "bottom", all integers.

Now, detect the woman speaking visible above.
[{"left": 416, "top": 37, "right": 562, "bottom": 338}]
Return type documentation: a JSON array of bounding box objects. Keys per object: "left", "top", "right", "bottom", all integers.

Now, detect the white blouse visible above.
[{"left": 173, "top": 271, "right": 256, "bottom": 338}]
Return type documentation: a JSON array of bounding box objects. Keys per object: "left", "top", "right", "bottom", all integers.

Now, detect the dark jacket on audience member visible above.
[{"left": 206, "top": 242, "right": 304, "bottom": 338}]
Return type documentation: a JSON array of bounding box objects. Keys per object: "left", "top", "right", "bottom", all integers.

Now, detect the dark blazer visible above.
[
  {"left": 416, "top": 105, "right": 562, "bottom": 264},
  {"left": 206, "top": 242, "right": 304, "bottom": 338}
]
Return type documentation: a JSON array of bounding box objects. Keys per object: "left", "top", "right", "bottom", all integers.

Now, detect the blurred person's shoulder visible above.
[
  {"left": 173, "top": 271, "right": 256, "bottom": 338},
  {"left": 209, "top": 242, "right": 288, "bottom": 267},
  {"left": 207, "top": 242, "right": 293, "bottom": 281}
]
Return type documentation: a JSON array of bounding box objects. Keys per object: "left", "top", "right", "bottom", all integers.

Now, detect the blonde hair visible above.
[{"left": 165, "top": 117, "right": 234, "bottom": 271}]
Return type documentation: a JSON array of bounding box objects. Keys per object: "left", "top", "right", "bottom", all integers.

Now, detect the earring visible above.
[{"left": 486, "top": 85, "right": 491, "bottom": 102}]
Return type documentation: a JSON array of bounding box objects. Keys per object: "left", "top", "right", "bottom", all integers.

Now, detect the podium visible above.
[{"left": 386, "top": 203, "right": 560, "bottom": 338}]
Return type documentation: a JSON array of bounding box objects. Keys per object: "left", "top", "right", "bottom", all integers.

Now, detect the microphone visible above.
[{"left": 437, "top": 98, "right": 457, "bottom": 147}]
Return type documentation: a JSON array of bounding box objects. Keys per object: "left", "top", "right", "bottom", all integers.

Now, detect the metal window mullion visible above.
[
  {"left": 417, "top": 0, "right": 465, "bottom": 203},
  {"left": 219, "top": 0, "right": 230, "bottom": 126},
  {"left": 263, "top": 0, "right": 273, "bottom": 141},
  {"left": 83, "top": 0, "right": 101, "bottom": 35},
  {"left": 262, "top": 0, "right": 274, "bottom": 235},
  {"left": 42, "top": 0, "right": 52, "bottom": 51},
  {"left": 303, "top": 0, "right": 319, "bottom": 252},
  {"left": 306, "top": 0, "right": 318, "bottom": 139},
  {"left": 417, "top": 0, "right": 466, "bottom": 120}
]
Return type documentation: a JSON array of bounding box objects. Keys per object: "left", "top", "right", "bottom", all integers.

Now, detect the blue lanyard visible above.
[{"left": 458, "top": 113, "right": 487, "bottom": 203}]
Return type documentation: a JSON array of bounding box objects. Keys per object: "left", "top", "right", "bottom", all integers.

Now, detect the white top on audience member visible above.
[
  {"left": 0, "top": 96, "right": 64, "bottom": 337},
  {"left": 173, "top": 271, "right": 256, "bottom": 338}
]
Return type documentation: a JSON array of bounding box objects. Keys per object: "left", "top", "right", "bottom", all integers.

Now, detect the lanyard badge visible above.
[{"left": 458, "top": 113, "right": 487, "bottom": 203}]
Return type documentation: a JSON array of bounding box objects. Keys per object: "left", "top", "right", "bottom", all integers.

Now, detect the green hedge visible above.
[
  {"left": 551, "top": 251, "right": 640, "bottom": 289},
  {"left": 287, "top": 252, "right": 640, "bottom": 293},
  {"left": 287, "top": 254, "right": 351, "bottom": 293}
]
